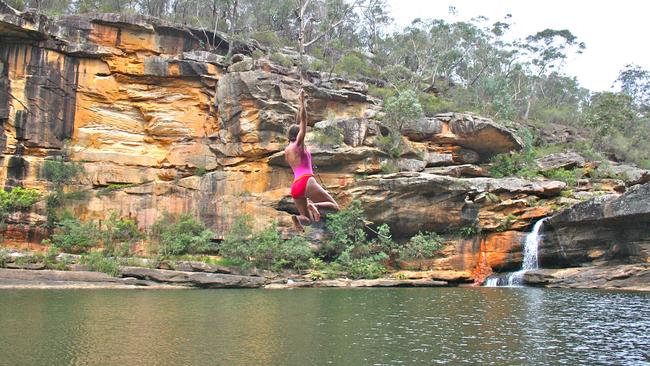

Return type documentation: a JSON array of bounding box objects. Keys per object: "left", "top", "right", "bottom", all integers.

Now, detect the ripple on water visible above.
[{"left": 0, "top": 288, "right": 648, "bottom": 365}]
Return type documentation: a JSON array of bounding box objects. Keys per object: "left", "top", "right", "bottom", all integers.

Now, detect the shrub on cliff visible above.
[
  {"left": 0, "top": 187, "right": 40, "bottom": 223},
  {"left": 219, "top": 216, "right": 314, "bottom": 270},
  {"left": 102, "top": 213, "right": 144, "bottom": 257},
  {"left": 384, "top": 90, "right": 424, "bottom": 131},
  {"left": 43, "top": 157, "right": 84, "bottom": 189},
  {"left": 150, "top": 212, "right": 215, "bottom": 257},
  {"left": 79, "top": 251, "right": 120, "bottom": 277},
  {"left": 398, "top": 231, "right": 444, "bottom": 260},
  {"left": 324, "top": 200, "right": 368, "bottom": 258},
  {"left": 50, "top": 212, "right": 100, "bottom": 253}
]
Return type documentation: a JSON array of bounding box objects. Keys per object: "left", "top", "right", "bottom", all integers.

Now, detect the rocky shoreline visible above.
[{"left": 1, "top": 263, "right": 648, "bottom": 291}]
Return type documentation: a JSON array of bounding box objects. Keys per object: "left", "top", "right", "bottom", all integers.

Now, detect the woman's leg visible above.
[
  {"left": 292, "top": 196, "right": 312, "bottom": 231},
  {"left": 305, "top": 178, "right": 340, "bottom": 213}
]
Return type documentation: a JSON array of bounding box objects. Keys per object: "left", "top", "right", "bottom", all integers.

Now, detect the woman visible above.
[{"left": 284, "top": 89, "right": 340, "bottom": 231}]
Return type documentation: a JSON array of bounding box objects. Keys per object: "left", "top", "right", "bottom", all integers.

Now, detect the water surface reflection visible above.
[{"left": 0, "top": 288, "right": 648, "bottom": 365}]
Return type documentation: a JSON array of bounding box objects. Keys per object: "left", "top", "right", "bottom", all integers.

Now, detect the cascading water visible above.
[{"left": 484, "top": 218, "right": 547, "bottom": 287}]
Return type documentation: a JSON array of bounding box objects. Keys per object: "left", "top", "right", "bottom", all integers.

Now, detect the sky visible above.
[{"left": 385, "top": 0, "right": 650, "bottom": 92}]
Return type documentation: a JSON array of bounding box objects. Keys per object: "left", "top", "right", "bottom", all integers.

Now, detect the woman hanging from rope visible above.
[{"left": 285, "top": 89, "right": 340, "bottom": 231}]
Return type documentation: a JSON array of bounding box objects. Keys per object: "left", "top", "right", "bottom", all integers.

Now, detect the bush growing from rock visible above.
[
  {"left": 324, "top": 200, "right": 367, "bottom": 258},
  {"left": 312, "top": 125, "right": 344, "bottom": 147},
  {"left": 102, "top": 213, "right": 144, "bottom": 257},
  {"left": 80, "top": 251, "right": 120, "bottom": 277},
  {"left": 150, "top": 212, "right": 215, "bottom": 257},
  {"left": 543, "top": 168, "right": 583, "bottom": 186},
  {"left": 219, "top": 214, "right": 254, "bottom": 260},
  {"left": 375, "top": 132, "right": 404, "bottom": 158},
  {"left": 384, "top": 90, "right": 423, "bottom": 131},
  {"left": 50, "top": 212, "right": 100, "bottom": 253},
  {"left": 219, "top": 217, "right": 314, "bottom": 270},
  {"left": 270, "top": 52, "right": 293, "bottom": 68},
  {"left": 0, "top": 187, "right": 40, "bottom": 223},
  {"left": 399, "top": 231, "right": 444, "bottom": 260}
]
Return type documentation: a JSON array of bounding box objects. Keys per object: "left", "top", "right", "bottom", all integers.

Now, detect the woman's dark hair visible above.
[{"left": 288, "top": 124, "right": 300, "bottom": 142}]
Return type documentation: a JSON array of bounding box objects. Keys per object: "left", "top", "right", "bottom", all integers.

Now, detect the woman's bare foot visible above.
[
  {"left": 291, "top": 215, "right": 304, "bottom": 231},
  {"left": 307, "top": 202, "right": 321, "bottom": 222}
]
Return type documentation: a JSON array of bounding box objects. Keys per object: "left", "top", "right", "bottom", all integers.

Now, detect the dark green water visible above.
[{"left": 0, "top": 288, "right": 648, "bottom": 366}]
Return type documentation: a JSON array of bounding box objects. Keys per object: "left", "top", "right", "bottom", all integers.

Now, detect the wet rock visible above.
[
  {"left": 5, "top": 262, "right": 46, "bottom": 270},
  {"left": 392, "top": 270, "right": 473, "bottom": 283},
  {"left": 119, "top": 267, "right": 267, "bottom": 288},
  {"left": 524, "top": 264, "right": 650, "bottom": 291},
  {"left": 264, "top": 278, "right": 448, "bottom": 289},
  {"left": 542, "top": 182, "right": 650, "bottom": 267}
]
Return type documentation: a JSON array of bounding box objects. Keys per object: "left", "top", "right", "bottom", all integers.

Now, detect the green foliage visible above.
[
  {"left": 42, "top": 157, "right": 84, "bottom": 229},
  {"left": 398, "top": 231, "right": 444, "bottom": 260},
  {"left": 79, "top": 252, "right": 120, "bottom": 277},
  {"left": 270, "top": 52, "right": 293, "bottom": 68},
  {"left": 584, "top": 92, "right": 636, "bottom": 137},
  {"left": 489, "top": 128, "right": 540, "bottom": 178},
  {"left": 383, "top": 90, "right": 423, "bottom": 131},
  {"left": 43, "top": 157, "right": 83, "bottom": 188},
  {"left": 251, "top": 31, "right": 281, "bottom": 48},
  {"left": 375, "top": 132, "right": 404, "bottom": 158},
  {"left": 248, "top": 223, "right": 313, "bottom": 270},
  {"left": 496, "top": 215, "right": 517, "bottom": 232},
  {"left": 50, "top": 213, "right": 100, "bottom": 253},
  {"left": 312, "top": 125, "right": 344, "bottom": 147},
  {"left": 194, "top": 166, "right": 207, "bottom": 176},
  {"left": 308, "top": 258, "right": 342, "bottom": 280},
  {"left": 0, "top": 187, "right": 40, "bottom": 223},
  {"left": 418, "top": 93, "right": 459, "bottom": 116},
  {"left": 150, "top": 212, "right": 215, "bottom": 257},
  {"left": 543, "top": 168, "right": 583, "bottom": 186},
  {"left": 334, "top": 53, "right": 374, "bottom": 78},
  {"left": 97, "top": 183, "right": 137, "bottom": 196},
  {"left": 219, "top": 216, "right": 313, "bottom": 270},
  {"left": 102, "top": 213, "right": 144, "bottom": 257},
  {"left": 371, "top": 223, "right": 399, "bottom": 258},
  {"left": 343, "top": 255, "right": 388, "bottom": 279},
  {"left": 0, "top": 251, "right": 7, "bottom": 268},
  {"left": 368, "top": 86, "right": 396, "bottom": 99},
  {"left": 219, "top": 215, "right": 254, "bottom": 260},
  {"left": 325, "top": 200, "right": 367, "bottom": 258},
  {"left": 458, "top": 223, "right": 482, "bottom": 238},
  {"left": 308, "top": 58, "right": 327, "bottom": 72},
  {"left": 380, "top": 161, "right": 399, "bottom": 174}
]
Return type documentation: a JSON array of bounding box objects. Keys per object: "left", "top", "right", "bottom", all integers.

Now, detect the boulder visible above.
[
  {"left": 346, "top": 172, "right": 565, "bottom": 236},
  {"left": 535, "top": 152, "right": 586, "bottom": 172},
  {"left": 400, "top": 113, "right": 523, "bottom": 159},
  {"left": 541, "top": 182, "right": 650, "bottom": 267},
  {"left": 119, "top": 267, "right": 267, "bottom": 288},
  {"left": 608, "top": 164, "right": 650, "bottom": 186},
  {"left": 425, "top": 165, "right": 489, "bottom": 178},
  {"left": 524, "top": 264, "right": 650, "bottom": 291},
  {"left": 264, "top": 278, "right": 448, "bottom": 289}
]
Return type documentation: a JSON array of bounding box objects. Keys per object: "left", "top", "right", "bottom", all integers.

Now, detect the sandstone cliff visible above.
[{"left": 2, "top": 6, "right": 642, "bottom": 281}]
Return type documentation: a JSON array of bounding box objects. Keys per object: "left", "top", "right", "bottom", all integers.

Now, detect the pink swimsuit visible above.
[{"left": 290, "top": 144, "right": 314, "bottom": 199}]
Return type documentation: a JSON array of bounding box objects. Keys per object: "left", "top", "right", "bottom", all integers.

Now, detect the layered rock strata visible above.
[{"left": 0, "top": 6, "right": 633, "bottom": 281}]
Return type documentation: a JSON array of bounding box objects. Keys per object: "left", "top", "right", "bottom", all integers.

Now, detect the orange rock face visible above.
[{"left": 1, "top": 11, "right": 575, "bottom": 276}]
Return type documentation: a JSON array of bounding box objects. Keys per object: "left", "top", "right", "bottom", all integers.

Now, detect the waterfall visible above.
[
  {"left": 484, "top": 218, "right": 547, "bottom": 287},
  {"left": 484, "top": 277, "right": 500, "bottom": 287}
]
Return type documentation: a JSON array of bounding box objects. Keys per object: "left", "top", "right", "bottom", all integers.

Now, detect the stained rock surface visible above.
[{"left": 1, "top": 6, "right": 642, "bottom": 283}]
